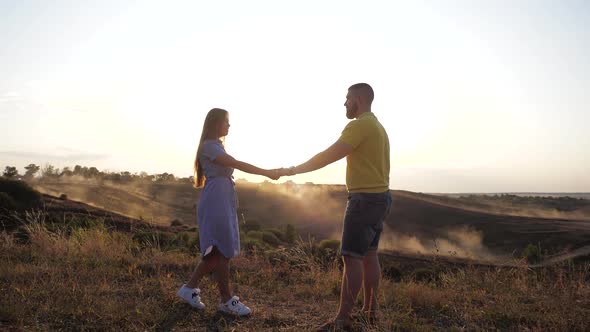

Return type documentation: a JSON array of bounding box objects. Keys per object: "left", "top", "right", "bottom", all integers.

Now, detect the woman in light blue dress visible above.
[{"left": 177, "top": 108, "right": 279, "bottom": 316}]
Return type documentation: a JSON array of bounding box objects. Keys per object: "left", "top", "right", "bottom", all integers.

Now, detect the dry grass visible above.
[{"left": 1, "top": 213, "right": 589, "bottom": 331}]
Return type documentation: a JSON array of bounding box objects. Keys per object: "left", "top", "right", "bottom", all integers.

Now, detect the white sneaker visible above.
[
  {"left": 217, "top": 296, "right": 252, "bottom": 316},
  {"left": 177, "top": 284, "right": 205, "bottom": 309}
]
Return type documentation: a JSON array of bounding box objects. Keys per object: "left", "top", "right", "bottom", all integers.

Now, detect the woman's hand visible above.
[{"left": 265, "top": 169, "right": 281, "bottom": 180}]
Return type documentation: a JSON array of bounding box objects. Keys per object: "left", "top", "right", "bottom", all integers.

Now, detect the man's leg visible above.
[
  {"left": 335, "top": 255, "right": 364, "bottom": 324},
  {"left": 361, "top": 249, "right": 380, "bottom": 318}
]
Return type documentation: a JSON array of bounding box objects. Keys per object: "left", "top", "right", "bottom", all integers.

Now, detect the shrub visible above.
[
  {"left": 412, "top": 268, "right": 437, "bottom": 282},
  {"left": 172, "top": 231, "right": 199, "bottom": 251},
  {"left": 132, "top": 231, "right": 175, "bottom": 249},
  {"left": 64, "top": 216, "right": 106, "bottom": 233},
  {"left": 318, "top": 239, "right": 340, "bottom": 252},
  {"left": 242, "top": 237, "right": 269, "bottom": 252},
  {"left": 170, "top": 219, "right": 183, "bottom": 227},
  {"left": 246, "top": 230, "right": 263, "bottom": 240},
  {"left": 175, "top": 231, "right": 190, "bottom": 245},
  {"left": 59, "top": 194, "right": 68, "bottom": 200},
  {"left": 523, "top": 243, "right": 542, "bottom": 264},
  {"left": 285, "top": 224, "right": 297, "bottom": 244},
  {"left": 261, "top": 230, "right": 282, "bottom": 246},
  {"left": 265, "top": 228, "right": 286, "bottom": 242},
  {"left": 383, "top": 265, "right": 402, "bottom": 282},
  {"left": 0, "top": 192, "right": 17, "bottom": 210},
  {"left": 242, "top": 219, "right": 261, "bottom": 232},
  {"left": 314, "top": 239, "right": 342, "bottom": 269},
  {"left": 0, "top": 179, "right": 42, "bottom": 210},
  {"left": 189, "top": 235, "right": 200, "bottom": 252}
]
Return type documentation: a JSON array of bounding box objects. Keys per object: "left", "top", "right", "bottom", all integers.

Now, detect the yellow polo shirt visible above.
[{"left": 338, "top": 112, "right": 390, "bottom": 193}]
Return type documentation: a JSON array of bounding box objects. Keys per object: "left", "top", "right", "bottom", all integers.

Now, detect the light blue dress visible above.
[{"left": 197, "top": 139, "right": 240, "bottom": 258}]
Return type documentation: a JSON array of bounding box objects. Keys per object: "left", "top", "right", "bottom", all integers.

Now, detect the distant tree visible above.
[
  {"left": 23, "top": 164, "right": 40, "bottom": 180},
  {"left": 2, "top": 166, "right": 19, "bottom": 179},
  {"left": 73, "top": 165, "right": 83, "bottom": 176},
  {"left": 155, "top": 172, "right": 175, "bottom": 183},
  {"left": 87, "top": 167, "right": 99, "bottom": 178},
  {"left": 41, "top": 164, "right": 57, "bottom": 178},
  {"left": 179, "top": 177, "right": 192, "bottom": 184},
  {"left": 75, "top": 166, "right": 89, "bottom": 177},
  {"left": 60, "top": 166, "right": 73, "bottom": 177},
  {"left": 120, "top": 171, "right": 132, "bottom": 183},
  {"left": 109, "top": 173, "right": 122, "bottom": 182}
]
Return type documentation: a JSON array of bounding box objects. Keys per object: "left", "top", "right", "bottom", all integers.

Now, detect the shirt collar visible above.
[{"left": 357, "top": 112, "right": 374, "bottom": 119}]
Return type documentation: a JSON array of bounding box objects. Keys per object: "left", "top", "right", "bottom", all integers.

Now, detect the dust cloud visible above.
[
  {"left": 380, "top": 226, "right": 498, "bottom": 261},
  {"left": 244, "top": 182, "right": 346, "bottom": 237},
  {"left": 32, "top": 177, "right": 187, "bottom": 225}
]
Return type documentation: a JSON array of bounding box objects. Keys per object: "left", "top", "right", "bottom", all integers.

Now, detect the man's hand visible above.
[
  {"left": 283, "top": 141, "right": 352, "bottom": 176},
  {"left": 266, "top": 169, "right": 281, "bottom": 180},
  {"left": 277, "top": 167, "right": 295, "bottom": 176}
]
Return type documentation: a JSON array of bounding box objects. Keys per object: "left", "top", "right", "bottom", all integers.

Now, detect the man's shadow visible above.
[
  {"left": 204, "top": 312, "right": 249, "bottom": 331},
  {"left": 156, "top": 302, "right": 200, "bottom": 331},
  {"left": 156, "top": 303, "right": 249, "bottom": 332}
]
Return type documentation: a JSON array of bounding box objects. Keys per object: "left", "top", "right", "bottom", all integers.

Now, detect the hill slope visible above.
[
  {"left": 1, "top": 196, "right": 589, "bottom": 331},
  {"left": 32, "top": 181, "right": 590, "bottom": 259}
]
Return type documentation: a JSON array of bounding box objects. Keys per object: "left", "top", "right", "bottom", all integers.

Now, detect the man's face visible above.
[{"left": 344, "top": 90, "right": 358, "bottom": 119}]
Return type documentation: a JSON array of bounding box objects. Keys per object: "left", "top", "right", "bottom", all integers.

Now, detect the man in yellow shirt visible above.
[{"left": 282, "top": 83, "right": 391, "bottom": 330}]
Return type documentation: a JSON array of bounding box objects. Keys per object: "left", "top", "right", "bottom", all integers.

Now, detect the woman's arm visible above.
[{"left": 213, "top": 153, "right": 279, "bottom": 180}]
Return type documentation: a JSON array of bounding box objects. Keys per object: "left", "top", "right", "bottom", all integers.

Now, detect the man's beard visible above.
[{"left": 346, "top": 105, "right": 357, "bottom": 119}]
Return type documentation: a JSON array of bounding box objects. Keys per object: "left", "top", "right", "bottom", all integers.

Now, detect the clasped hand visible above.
[{"left": 265, "top": 167, "right": 295, "bottom": 181}]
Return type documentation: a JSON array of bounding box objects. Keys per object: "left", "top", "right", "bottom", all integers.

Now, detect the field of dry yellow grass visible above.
[{"left": 2, "top": 209, "right": 590, "bottom": 331}]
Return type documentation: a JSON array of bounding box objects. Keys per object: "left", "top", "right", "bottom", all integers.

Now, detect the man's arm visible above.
[{"left": 289, "top": 140, "right": 353, "bottom": 175}]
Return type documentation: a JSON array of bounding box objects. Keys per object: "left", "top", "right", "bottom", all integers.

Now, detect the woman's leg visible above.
[
  {"left": 186, "top": 247, "right": 222, "bottom": 289},
  {"left": 213, "top": 255, "right": 231, "bottom": 303}
]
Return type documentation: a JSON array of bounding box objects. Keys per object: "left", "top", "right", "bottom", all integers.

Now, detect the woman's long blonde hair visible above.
[{"left": 194, "top": 108, "right": 228, "bottom": 188}]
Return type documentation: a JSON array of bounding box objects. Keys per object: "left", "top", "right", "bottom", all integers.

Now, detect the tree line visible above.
[{"left": 1, "top": 164, "right": 191, "bottom": 184}]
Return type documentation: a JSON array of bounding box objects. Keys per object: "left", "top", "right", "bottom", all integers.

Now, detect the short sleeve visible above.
[
  {"left": 200, "top": 141, "right": 226, "bottom": 161},
  {"left": 338, "top": 120, "right": 367, "bottom": 149}
]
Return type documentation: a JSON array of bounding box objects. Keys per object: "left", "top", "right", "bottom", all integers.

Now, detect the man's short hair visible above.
[{"left": 348, "top": 83, "right": 374, "bottom": 104}]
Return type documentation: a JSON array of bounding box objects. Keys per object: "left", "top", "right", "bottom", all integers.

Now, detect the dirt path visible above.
[{"left": 531, "top": 245, "right": 590, "bottom": 267}]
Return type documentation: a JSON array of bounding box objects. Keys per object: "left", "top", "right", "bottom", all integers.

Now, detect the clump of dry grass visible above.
[
  {"left": 1, "top": 211, "right": 589, "bottom": 331},
  {"left": 376, "top": 262, "right": 590, "bottom": 331}
]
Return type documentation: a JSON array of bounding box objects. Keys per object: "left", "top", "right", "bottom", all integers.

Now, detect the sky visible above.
[{"left": 1, "top": 0, "right": 589, "bottom": 193}]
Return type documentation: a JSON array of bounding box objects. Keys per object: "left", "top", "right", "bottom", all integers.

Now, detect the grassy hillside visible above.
[
  {"left": 2, "top": 204, "right": 590, "bottom": 331},
  {"left": 411, "top": 191, "right": 590, "bottom": 220},
  {"left": 32, "top": 181, "right": 590, "bottom": 259}
]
